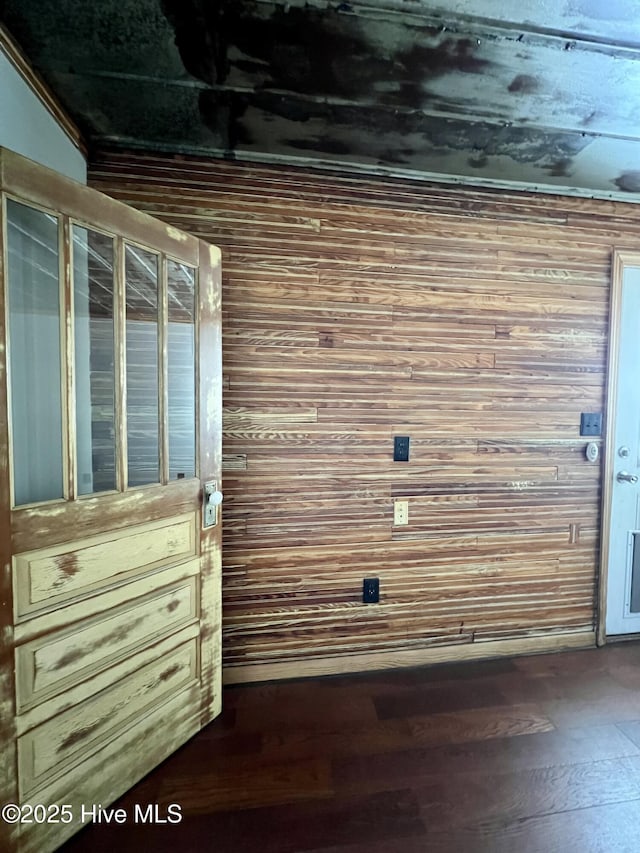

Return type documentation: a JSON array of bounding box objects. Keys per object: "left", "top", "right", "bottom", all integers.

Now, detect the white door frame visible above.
[{"left": 598, "top": 250, "right": 640, "bottom": 644}]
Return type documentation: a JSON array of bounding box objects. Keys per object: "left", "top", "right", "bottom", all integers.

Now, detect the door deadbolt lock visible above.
[
  {"left": 203, "top": 482, "right": 223, "bottom": 528},
  {"left": 619, "top": 446, "right": 631, "bottom": 458}
]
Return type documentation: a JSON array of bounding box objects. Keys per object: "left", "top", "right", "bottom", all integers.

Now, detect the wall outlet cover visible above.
[
  {"left": 393, "top": 436, "right": 410, "bottom": 462},
  {"left": 394, "top": 499, "right": 409, "bottom": 526},
  {"left": 580, "top": 413, "right": 602, "bottom": 436},
  {"left": 363, "top": 577, "right": 380, "bottom": 603}
]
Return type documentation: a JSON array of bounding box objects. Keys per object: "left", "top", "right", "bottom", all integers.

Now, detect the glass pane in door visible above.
[
  {"left": 6, "top": 199, "right": 64, "bottom": 505},
  {"left": 125, "top": 243, "right": 160, "bottom": 486},
  {"left": 167, "top": 260, "right": 196, "bottom": 480},
  {"left": 72, "top": 226, "right": 116, "bottom": 495}
]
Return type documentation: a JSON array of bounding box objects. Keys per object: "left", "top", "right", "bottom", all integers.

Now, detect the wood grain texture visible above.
[
  {"left": 1, "top": 148, "right": 223, "bottom": 853},
  {"left": 58, "top": 641, "right": 640, "bottom": 853},
  {"left": 87, "top": 150, "right": 632, "bottom": 679},
  {"left": 15, "top": 577, "right": 199, "bottom": 715},
  {"left": 12, "top": 512, "right": 197, "bottom": 618},
  {"left": 196, "top": 239, "right": 224, "bottom": 727},
  {"left": 18, "top": 639, "right": 199, "bottom": 798}
]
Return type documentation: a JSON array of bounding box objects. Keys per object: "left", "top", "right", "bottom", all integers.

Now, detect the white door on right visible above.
[{"left": 605, "top": 255, "right": 640, "bottom": 635}]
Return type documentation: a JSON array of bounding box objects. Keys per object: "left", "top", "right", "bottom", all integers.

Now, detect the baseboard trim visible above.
[{"left": 223, "top": 630, "right": 596, "bottom": 685}]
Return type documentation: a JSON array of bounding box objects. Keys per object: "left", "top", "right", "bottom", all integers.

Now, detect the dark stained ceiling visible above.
[{"left": 3, "top": 0, "right": 640, "bottom": 201}]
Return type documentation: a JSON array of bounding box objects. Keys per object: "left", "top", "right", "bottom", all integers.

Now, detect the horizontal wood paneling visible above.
[{"left": 88, "top": 150, "right": 634, "bottom": 679}]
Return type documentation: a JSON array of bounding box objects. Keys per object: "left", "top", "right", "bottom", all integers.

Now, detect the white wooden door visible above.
[
  {"left": 603, "top": 252, "right": 640, "bottom": 636},
  {"left": 0, "top": 148, "right": 223, "bottom": 852}
]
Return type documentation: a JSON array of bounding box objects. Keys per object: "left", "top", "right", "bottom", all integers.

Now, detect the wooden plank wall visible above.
[{"left": 88, "top": 150, "right": 640, "bottom": 680}]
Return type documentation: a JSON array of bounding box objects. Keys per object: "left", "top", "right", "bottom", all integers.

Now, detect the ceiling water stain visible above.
[
  {"left": 424, "top": 121, "right": 591, "bottom": 168},
  {"left": 161, "top": 0, "right": 229, "bottom": 85},
  {"left": 508, "top": 74, "right": 540, "bottom": 94},
  {"left": 398, "top": 37, "right": 492, "bottom": 79},
  {"left": 546, "top": 158, "right": 573, "bottom": 177},
  {"left": 615, "top": 171, "right": 640, "bottom": 192},
  {"left": 468, "top": 153, "right": 489, "bottom": 168},
  {"left": 379, "top": 148, "right": 415, "bottom": 166},
  {"left": 162, "top": 1, "right": 495, "bottom": 117},
  {"left": 198, "top": 89, "right": 253, "bottom": 149},
  {"left": 162, "top": 0, "right": 392, "bottom": 149},
  {"left": 396, "top": 37, "right": 492, "bottom": 110},
  {"left": 212, "top": 84, "right": 596, "bottom": 168},
  {"left": 285, "top": 137, "right": 353, "bottom": 155},
  {"left": 163, "top": 0, "right": 384, "bottom": 100},
  {"left": 4, "top": 0, "right": 636, "bottom": 196}
]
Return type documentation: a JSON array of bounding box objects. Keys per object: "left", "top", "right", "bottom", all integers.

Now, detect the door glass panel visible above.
[
  {"left": 6, "top": 199, "right": 64, "bottom": 505},
  {"left": 125, "top": 244, "right": 159, "bottom": 487},
  {"left": 631, "top": 534, "right": 640, "bottom": 614},
  {"left": 72, "top": 226, "right": 116, "bottom": 495},
  {"left": 167, "top": 261, "right": 196, "bottom": 480}
]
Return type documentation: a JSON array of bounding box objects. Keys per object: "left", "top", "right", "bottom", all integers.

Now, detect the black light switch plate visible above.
[
  {"left": 394, "top": 436, "right": 410, "bottom": 462},
  {"left": 580, "top": 413, "right": 602, "bottom": 436},
  {"left": 363, "top": 578, "right": 380, "bottom": 603}
]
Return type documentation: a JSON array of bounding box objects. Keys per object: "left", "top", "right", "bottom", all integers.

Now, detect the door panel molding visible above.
[
  {"left": 13, "top": 511, "right": 198, "bottom": 618},
  {"left": 16, "top": 623, "right": 201, "bottom": 736},
  {"left": 18, "top": 639, "right": 199, "bottom": 800},
  {"left": 13, "top": 559, "right": 201, "bottom": 647},
  {"left": 18, "top": 685, "right": 202, "bottom": 853},
  {"left": 15, "top": 575, "right": 200, "bottom": 712}
]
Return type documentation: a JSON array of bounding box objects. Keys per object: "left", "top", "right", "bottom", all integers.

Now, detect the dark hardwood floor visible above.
[{"left": 60, "top": 642, "right": 640, "bottom": 853}]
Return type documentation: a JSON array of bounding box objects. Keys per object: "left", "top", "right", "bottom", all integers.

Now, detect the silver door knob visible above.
[
  {"left": 617, "top": 471, "right": 639, "bottom": 484},
  {"left": 207, "top": 489, "right": 223, "bottom": 506}
]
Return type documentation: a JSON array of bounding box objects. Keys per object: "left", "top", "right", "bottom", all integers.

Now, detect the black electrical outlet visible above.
[
  {"left": 580, "top": 412, "right": 602, "bottom": 436},
  {"left": 363, "top": 577, "right": 380, "bottom": 603},
  {"left": 394, "top": 435, "right": 410, "bottom": 462}
]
